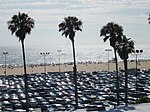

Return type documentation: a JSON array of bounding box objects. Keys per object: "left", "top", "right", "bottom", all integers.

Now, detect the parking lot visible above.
[{"left": 0, "top": 70, "right": 150, "bottom": 112}]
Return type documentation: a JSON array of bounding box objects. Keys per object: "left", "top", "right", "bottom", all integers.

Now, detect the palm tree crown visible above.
[
  {"left": 100, "top": 22, "right": 123, "bottom": 49},
  {"left": 7, "top": 12, "right": 34, "bottom": 42},
  {"left": 117, "top": 36, "right": 134, "bottom": 60},
  {"left": 58, "top": 16, "right": 82, "bottom": 41}
]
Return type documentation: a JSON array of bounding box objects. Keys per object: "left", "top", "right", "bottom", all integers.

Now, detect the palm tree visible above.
[
  {"left": 100, "top": 22, "right": 123, "bottom": 106},
  {"left": 148, "top": 14, "right": 150, "bottom": 24},
  {"left": 7, "top": 12, "right": 35, "bottom": 112},
  {"left": 58, "top": 16, "right": 82, "bottom": 109},
  {"left": 117, "top": 36, "right": 134, "bottom": 106}
]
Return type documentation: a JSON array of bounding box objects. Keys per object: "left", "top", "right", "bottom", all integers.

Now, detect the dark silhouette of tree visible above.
[
  {"left": 58, "top": 16, "right": 82, "bottom": 109},
  {"left": 100, "top": 22, "right": 123, "bottom": 106},
  {"left": 7, "top": 12, "right": 35, "bottom": 112},
  {"left": 148, "top": 14, "right": 150, "bottom": 24},
  {"left": 117, "top": 36, "right": 134, "bottom": 106}
]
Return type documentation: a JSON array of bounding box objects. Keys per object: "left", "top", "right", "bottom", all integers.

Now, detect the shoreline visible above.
[{"left": 0, "top": 60, "right": 150, "bottom": 75}]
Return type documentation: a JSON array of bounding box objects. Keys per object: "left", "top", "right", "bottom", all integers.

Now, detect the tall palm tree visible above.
[
  {"left": 7, "top": 12, "right": 35, "bottom": 112},
  {"left": 117, "top": 36, "right": 134, "bottom": 106},
  {"left": 100, "top": 22, "right": 123, "bottom": 106},
  {"left": 58, "top": 16, "right": 82, "bottom": 109}
]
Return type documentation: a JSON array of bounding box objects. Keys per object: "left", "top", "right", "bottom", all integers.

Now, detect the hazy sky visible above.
[{"left": 0, "top": 0, "right": 150, "bottom": 47}]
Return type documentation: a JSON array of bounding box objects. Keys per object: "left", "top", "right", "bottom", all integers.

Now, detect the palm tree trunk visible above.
[
  {"left": 114, "top": 49, "right": 120, "bottom": 106},
  {"left": 71, "top": 40, "right": 78, "bottom": 109},
  {"left": 21, "top": 40, "right": 29, "bottom": 112},
  {"left": 124, "top": 59, "right": 128, "bottom": 106}
]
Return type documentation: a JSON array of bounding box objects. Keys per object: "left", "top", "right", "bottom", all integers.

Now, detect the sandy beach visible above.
[{"left": 0, "top": 60, "right": 150, "bottom": 75}]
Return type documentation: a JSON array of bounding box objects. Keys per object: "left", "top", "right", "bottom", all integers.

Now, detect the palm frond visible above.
[
  {"left": 103, "top": 36, "right": 109, "bottom": 42},
  {"left": 62, "top": 30, "right": 69, "bottom": 38}
]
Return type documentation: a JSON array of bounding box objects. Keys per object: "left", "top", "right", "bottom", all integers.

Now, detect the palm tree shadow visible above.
[
  {"left": 125, "top": 106, "right": 135, "bottom": 110},
  {"left": 106, "top": 106, "right": 135, "bottom": 112}
]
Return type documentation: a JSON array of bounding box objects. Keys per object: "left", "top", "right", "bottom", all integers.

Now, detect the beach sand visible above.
[{"left": 0, "top": 60, "right": 150, "bottom": 75}]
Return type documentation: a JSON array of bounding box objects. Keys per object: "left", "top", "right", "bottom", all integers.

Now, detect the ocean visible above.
[{"left": 0, "top": 45, "right": 150, "bottom": 66}]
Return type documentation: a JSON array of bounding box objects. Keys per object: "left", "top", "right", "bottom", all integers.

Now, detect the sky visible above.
[{"left": 0, "top": 0, "right": 150, "bottom": 48}]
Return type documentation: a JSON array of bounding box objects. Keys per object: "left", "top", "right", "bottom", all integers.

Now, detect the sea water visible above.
[{"left": 0, "top": 45, "right": 149, "bottom": 66}]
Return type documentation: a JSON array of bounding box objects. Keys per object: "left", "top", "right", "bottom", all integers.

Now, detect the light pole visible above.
[
  {"left": 40, "top": 52, "right": 50, "bottom": 74},
  {"left": 57, "top": 50, "right": 62, "bottom": 73},
  {"left": 105, "top": 49, "right": 112, "bottom": 72},
  {"left": 132, "top": 49, "right": 143, "bottom": 101},
  {"left": 3, "top": 52, "right": 8, "bottom": 84}
]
